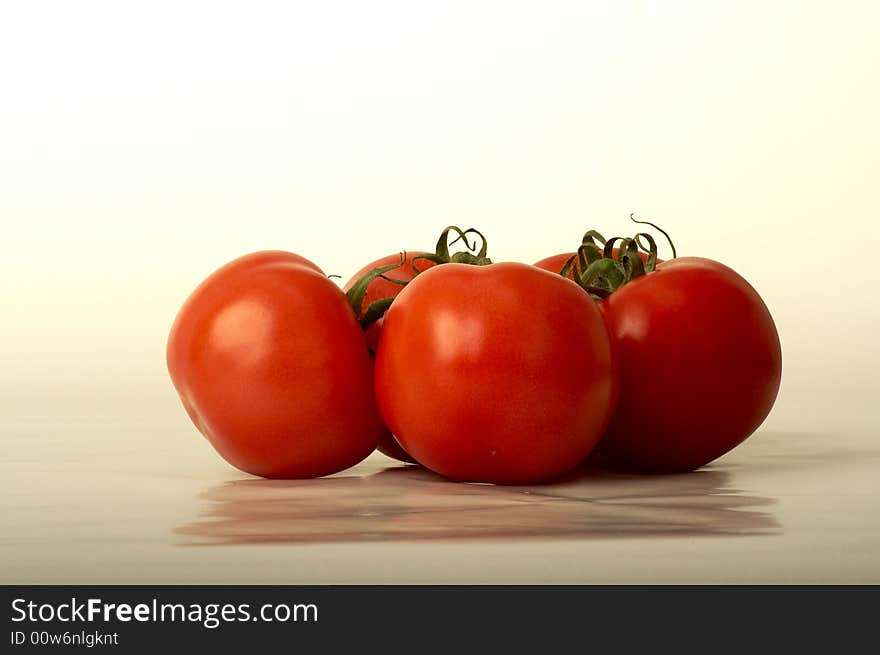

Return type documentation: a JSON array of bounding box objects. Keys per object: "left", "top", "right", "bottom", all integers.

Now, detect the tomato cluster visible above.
[{"left": 167, "top": 220, "right": 781, "bottom": 483}]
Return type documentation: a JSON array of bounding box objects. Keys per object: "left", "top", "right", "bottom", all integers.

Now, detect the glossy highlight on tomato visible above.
[{"left": 167, "top": 251, "right": 386, "bottom": 478}]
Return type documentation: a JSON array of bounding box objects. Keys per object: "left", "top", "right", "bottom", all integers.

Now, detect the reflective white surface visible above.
[{"left": 2, "top": 384, "right": 878, "bottom": 584}]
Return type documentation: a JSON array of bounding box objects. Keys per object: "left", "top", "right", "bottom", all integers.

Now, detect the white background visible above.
[{"left": 2, "top": 1, "right": 878, "bottom": 443}]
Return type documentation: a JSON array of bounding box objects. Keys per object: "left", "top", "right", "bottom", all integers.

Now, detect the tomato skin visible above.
[
  {"left": 344, "top": 252, "right": 433, "bottom": 353},
  {"left": 374, "top": 262, "right": 617, "bottom": 484},
  {"left": 343, "top": 252, "right": 436, "bottom": 464},
  {"left": 592, "top": 257, "right": 782, "bottom": 472},
  {"left": 167, "top": 251, "right": 385, "bottom": 478},
  {"left": 534, "top": 249, "right": 655, "bottom": 281}
]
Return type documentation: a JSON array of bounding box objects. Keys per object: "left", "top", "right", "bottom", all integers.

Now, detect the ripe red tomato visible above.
[
  {"left": 344, "top": 252, "right": 433, "bottom": 353},
  {"left": 591, "top": 257, "right": 782, "bottom": 471},
  {"left": 167, "top": 251, "right": 386, "bottom": 478},
  {"left": 374, "top": 262, "right": 617, "bottom": 484},
  {"left": 534, "top": 249, "right": 654, "bottom": 281},
  {"left": 344, "top": 251, "right": 435, "bottom": 464}
]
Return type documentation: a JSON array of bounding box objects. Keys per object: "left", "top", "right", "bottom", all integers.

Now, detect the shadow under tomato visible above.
[{"left": 173, "top": 461, "right": 779, "bottom": 545}]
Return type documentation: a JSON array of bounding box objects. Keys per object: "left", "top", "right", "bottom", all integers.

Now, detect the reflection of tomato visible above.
[
  {"left": 344, "top": 252, "right": 436, "bottom": 464},
  {"left": 167, "top": 251, "right": 385, "bottom": 478},
  {"left": 534, "top": 249, "right": 655, "bottom": 280},
  {"left": 374, "top": 262, "right": 616, "bottom": 484},
  {"left": 591, "top": 257, "right": 782, "bottom": 472}
]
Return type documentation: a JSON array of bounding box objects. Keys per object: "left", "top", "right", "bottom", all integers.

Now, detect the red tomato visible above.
[
  {"left": 167, "top": 251, "right": 386, "bottom": 478},
  {"left": 344, "top": 252, "right": 434, "bottom": 352},
  {"left": 534, "top": 249, "right": 655, "bottom": 281},
  {"left": 591, "top": 257, "right": 782, "bottom": 472},
  {"left": 343, "top": 252, "right": 436, "bottom": 464},
  {"left": 374, "top": 262, "right": 617, "bottom": 484}
]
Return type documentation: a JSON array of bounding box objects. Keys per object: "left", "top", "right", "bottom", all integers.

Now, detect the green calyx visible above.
[
  {"left": 410, "top": 225, "right": 493, "bottom": 272},
  {"left": 345, "top": 225, "right": 492, "bottom": 332},
  {"left": 561, "top": 214, "right": 677, "bottom": 300},
  {"left": 344, "top": 253, "right": 410, "bottom": 330}
]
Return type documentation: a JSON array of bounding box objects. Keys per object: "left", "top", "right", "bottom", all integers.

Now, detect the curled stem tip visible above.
[{"left": 629, "top": 212, "right": 677, "bottom": 258}]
